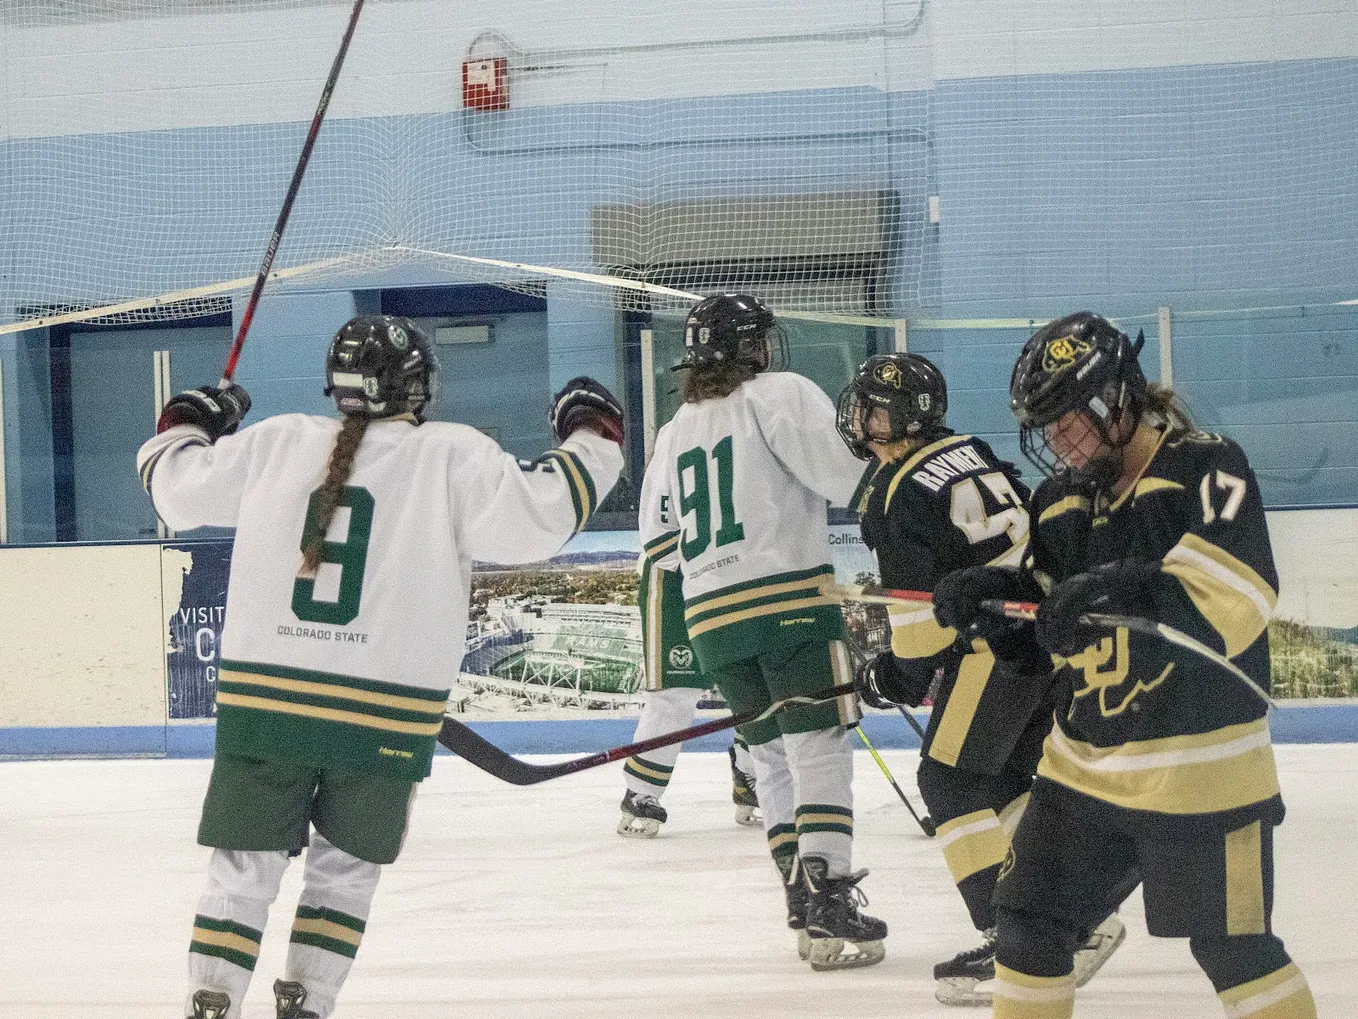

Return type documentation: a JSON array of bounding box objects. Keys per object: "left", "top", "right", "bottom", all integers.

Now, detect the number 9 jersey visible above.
[
  {"left": 138, "top": 413, "right": 621, "bottom": 781},
  {"left": 638, "top": 371, "right": 864, "bottom": 672}
]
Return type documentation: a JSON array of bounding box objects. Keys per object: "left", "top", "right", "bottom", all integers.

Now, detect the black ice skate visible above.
[
  {"left": 189, "top": 990, "right": 231, "bottom": 1019},
  {"left": 728, "top": 745, "right": 761, "bottom": 826},
  {"left": 933, "top": 928, "right": 996, "bottom": 1006},
  {"left": 800, "top": 855, "right": 887, "bottom": 970},
  {"left": 274, "top": 979, "right": 321, "bottom": 1019},
  {"left": 775, "top": 855, "right": 811, "bottom": 960},
  {"left": 1072, "top": 914, "right": 1126, "bottom": 987},
  {"left": 617, "top": 790, "right": 667, "bottom": 838}
]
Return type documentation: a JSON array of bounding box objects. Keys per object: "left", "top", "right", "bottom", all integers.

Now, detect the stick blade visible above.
[{"left": 437, "top": 717, "right": 553, "bottom": 786}]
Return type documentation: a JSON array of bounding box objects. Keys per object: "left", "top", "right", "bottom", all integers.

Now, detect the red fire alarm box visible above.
[{"left": 463, "top": 57, "right": 508, "bottom": 112}]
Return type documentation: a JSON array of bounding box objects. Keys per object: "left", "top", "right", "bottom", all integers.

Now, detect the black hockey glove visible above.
[
  {"left": 156, "top": 384, "right": 251, "bottom": 440},
  {"left": 855, "top": 650, "right": 933, "bottom": 709},
  {"left": 549, "top": 376, "right": 625, "bottom": 445},
  {"left": 1034, "top": 559, "right": 1161, "bottom": 658},
  {"left": 934, "top": 565, "right": 1049, "bottom": 676}
]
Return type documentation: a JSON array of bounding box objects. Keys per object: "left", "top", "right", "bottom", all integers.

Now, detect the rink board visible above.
[{"left": 4, "top": 704, "right": 1358, "bottom": 760}]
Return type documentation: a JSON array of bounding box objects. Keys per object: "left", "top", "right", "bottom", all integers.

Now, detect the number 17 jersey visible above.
[{"left": 638, "top": 372, "right": 864, "bottom": 672}]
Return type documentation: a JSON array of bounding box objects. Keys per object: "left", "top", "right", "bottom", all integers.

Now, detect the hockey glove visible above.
[
  {"left": 856, "top": 650, "right": 933, "bottom": 709},
  {"left": 157, "top": 384, "right": 251, "bottom": 440},
  {"left": 1034, "top": 559, "right": 1161, "bottom": 658},
  {"left": 933, "top": 566, "right": 1040, "bottom": 636},
  {"left": 549, "top": 376, "right": 625, "bottom": 445}
]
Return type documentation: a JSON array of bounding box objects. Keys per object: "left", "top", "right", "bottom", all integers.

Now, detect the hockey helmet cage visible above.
[
  {"left": 1010, "top": 311, "right": 1146, "bottom": 479},
  {"left": 325, "top": 315, "right": 439, "bottom": 421},
  {"left": 836, "top": 353, "right": 949, "bottom": 460},
  {"left": 677, "top": 293, "right": 778, "bottom": 371}
]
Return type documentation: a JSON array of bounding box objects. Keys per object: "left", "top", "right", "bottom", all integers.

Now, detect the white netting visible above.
[{"left": 0, "top": 0, "right": 931, "bottom": 331}]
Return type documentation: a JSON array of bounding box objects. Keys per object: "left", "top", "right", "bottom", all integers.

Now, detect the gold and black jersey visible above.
[
  {"left": 1030, "top": 428, "right": 1282, "bottom": 824},
  {"left": 854, "top": 433, "right": 1044, "bottom": 773}
]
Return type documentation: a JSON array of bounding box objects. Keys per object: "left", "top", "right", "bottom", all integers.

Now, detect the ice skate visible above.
[
  {"left": 617, "top": 790, "right": 667, "bottom": 838},
  {"left": 1072, "top": 913, "right": 1125, "bottom": 987},
  {"left": 801, "top": 855, "right": 887, "bottom": 970},
  {"left": 933, "top": 928, "right": 996, "bottom": 1006},
  {"left": 274, "top": 979, "right": 320, "bottom": 1019},
  {"left": 728, "top": 745, "right": 761, "bottom": 826},
  {"left": 189, "top": 990, "right": 231, "bottom": 1019},
  {"left": 775, "top": 855, "right": 811, "bottom": 960}
]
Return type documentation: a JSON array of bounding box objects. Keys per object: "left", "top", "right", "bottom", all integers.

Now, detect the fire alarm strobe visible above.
[{"left": 463, "top": 57, "right": 508, "bottom": 111}]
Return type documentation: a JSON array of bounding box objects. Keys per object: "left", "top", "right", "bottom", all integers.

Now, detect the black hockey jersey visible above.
[
  {"left": 854, "top": 433, "right": 1041, "bottom": 772},
  {"left": 1029, "top": 428, "right": 1282, "bottom": 825}
]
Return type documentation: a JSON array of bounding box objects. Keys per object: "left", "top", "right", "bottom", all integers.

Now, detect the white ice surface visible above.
[{"left": 1, "top": 746, "right": 1354, "bottom": 1018}]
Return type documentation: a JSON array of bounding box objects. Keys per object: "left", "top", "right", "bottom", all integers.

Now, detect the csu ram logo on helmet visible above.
[{"left": 1041, "top": 333, "right": 1094, "bottom": 373}]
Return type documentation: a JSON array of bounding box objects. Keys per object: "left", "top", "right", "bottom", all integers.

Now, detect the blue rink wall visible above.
[{"left": 5, "top": 705, "right": 1358, "bottom": 762}]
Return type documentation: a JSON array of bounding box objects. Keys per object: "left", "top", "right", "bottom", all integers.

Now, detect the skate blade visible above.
[
  {"left": 734, "top": 804, "right": 762, "bottom": 826},
  {"left": 935, "top": 976, "right": 993, "bottom": 1007},
  {"left": 796, "top": 928, "right": 810, "bottom": 961},
  {"left": 616, "top": 814, "right": 661, "bottom": 838},
  {"left": 1072, "top": 916, "right": 1126, "bottom": 987},
  {"left": 807, "top": 937, "right": 885, "bottom": 971}
]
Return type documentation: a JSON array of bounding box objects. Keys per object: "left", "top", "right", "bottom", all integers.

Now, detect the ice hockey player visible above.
[
  {"left": 638, "top": 293, "right": 885, "bottom": 970},
  {"left": 617, "top": 560, "right": 760, "bottom": 837},
  {"left": 838, "top": 353, "right": 1125, "bottom": 1005},
  {"left": 137, "top": 316, "right": 623, "bottom": 1019},
  {"left": 941, "top": 312, "right": 1316, "bottom": 1019}
]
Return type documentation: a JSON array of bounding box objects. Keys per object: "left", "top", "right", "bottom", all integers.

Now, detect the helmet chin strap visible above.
[{"left": 1070, "top": 449, "right": 1123, "bottom": 499}]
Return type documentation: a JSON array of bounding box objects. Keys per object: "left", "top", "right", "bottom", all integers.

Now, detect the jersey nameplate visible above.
[{"left": 912, "top": 443, "right": 990, "bottom": 493}]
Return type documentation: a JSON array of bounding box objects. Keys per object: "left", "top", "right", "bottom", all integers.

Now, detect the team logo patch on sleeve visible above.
[{"left": 1041, "top": 333, "right": 1094, "bottom": 373}]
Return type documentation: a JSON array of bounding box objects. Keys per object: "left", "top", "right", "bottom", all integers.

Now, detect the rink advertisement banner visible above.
[{"left": 161, "top": 540, "right": 233, "bottom": 720}]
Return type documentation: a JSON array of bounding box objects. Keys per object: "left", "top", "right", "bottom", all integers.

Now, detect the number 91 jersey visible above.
[{"left": 638, "top": 372, "right": 865, "bottom": 673}]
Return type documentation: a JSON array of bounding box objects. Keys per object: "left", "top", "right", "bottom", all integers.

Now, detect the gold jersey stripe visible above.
[
  {"left": 939, "top": 818, "right": 1009, "bottom": 884},
  {"left": 623, "top": 758, "right": 672, "bottom": 783},
  {"left": 685, "top": 594, "right": 833, "bottom": 639},
  {"left": 883, "top": 434, "right": 971, "bottom": 514},
  {"left": 1040, "top": 719, "right": 1280, "bottom": 814},
  {"left": 1219, "top": 963, "right": 1311, "bottom": 1018},
  {"left": 545, "top": 450, "right": 593, "bottom": 531},
  {"left": 191, "top": 927, "right": 261, "bottom": 958},
  {"left": 643, "top": 560, "right": 665, "bottom": 692},
  {"left": 215, "top": 692, "right": 444, "bottom": 737},
  {"left": 927, "top": 644, "right": 995, "bottom": 768},
  {"left": 1225, "top": 820, "right": 1267, "bottom": 936},
  {"left": 292, "top": 917, "right": 363, "bottom": 947},
  {"left": 221, "top": 670, "right": 446, "bottom": 716},
  {"left": 889, "top": 605, "right": 956, "bottom": 660},
  {"left": 1134, "top": 477, "right": 1184, "bottom": 499},
  {"left": 1163, "top": 533, "right": 1277, "bottom": 657},
  {"left": 1038, "top": 494, "right": 1090, "bottom": 525},
  {"left": 683, "top": 574, "right": 826, "bottom": 621}
]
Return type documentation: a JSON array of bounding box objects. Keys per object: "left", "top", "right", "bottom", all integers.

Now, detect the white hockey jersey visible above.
[
  {"left": 638, "top": 371, "right": 863, "bottom": 671},
  {"left": 138, "top": 414, "right": 622, "bottom": 780}
]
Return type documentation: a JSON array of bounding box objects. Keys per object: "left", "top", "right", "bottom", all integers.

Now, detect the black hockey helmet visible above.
[
  {"left": 325, "top": 315, "right": 439, "bottom": 421},
  {"left": 676, "top": 293, "right": 781, "bottom": 372},
  {"left": 1010, "top": 311, "right": 1146, "bottom": 481},
  {"left": 836, "top": 353, "right": 949, "bottom": 460}
]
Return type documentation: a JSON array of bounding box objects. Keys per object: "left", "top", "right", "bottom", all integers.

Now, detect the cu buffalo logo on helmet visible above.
[
  {"left": 872, "top": 362, "right": 903, "bottom": 389},
  {"left": 1041, "top": 333, "right": 1094, "bottom": 373},
  {"left": 668, "top": 645, "right": 694, "bottom": 670}
]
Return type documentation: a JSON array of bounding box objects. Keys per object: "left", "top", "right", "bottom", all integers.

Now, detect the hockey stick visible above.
[
  {"left": 851, "top": 724, "right": 935, "bottom": 836},
  {"left": 978, "top": 599, "right": 1276, "bottom": 710},
  {"left": 437, "top": 681, "right": 857, "bottom": 786},
  {"left": 822, "top": 579, "right": 1275, "bottom": 710},
  {"left": 218, "top": 0, "right": 367, "bottom": 386}
]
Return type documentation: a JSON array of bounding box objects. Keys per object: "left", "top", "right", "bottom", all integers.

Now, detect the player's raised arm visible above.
[
  {"left": 750, "top": 371, "right": 867, "bottom": 508},
  {"left": 459, "top": 375, "right": 624, "bottom": 565},
  {"left": 135, "top": 383, "right": 255, "bottom": 531}
]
